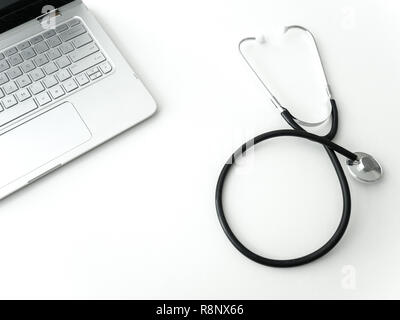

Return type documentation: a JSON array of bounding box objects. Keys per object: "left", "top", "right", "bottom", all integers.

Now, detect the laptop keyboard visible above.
[{"left": 0, "top": 18, "right": 113, "bottom": 128}]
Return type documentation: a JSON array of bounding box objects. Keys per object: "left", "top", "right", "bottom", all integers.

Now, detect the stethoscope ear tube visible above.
[
  {"left": 215, "top": 100, "right": 356, "bottom": 268},
  {"left": 238, "top": 26, "right": 333, "bottom": 127}
]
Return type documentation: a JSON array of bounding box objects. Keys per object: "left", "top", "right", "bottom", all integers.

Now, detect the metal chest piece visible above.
[{"left": 346, "top": 152, "right": 383, "bottom": 183}]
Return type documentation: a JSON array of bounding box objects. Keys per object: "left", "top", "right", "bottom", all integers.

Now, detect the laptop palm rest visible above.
[{"left": 0, "top": 102, "right": 92, "bottom": 188}]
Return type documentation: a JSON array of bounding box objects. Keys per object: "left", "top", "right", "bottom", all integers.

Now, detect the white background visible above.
[{"left": 0, "top": 0, "right": 399, "bottom": 299}]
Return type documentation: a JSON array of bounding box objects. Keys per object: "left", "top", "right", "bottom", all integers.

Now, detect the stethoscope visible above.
[{"left": 215, "top": 25, "right": 383, "bottom": 268}]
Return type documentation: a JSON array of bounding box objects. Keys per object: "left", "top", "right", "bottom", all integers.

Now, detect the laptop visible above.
[{"left": 0, "top": 0, "right": 157, "bottom": 199}]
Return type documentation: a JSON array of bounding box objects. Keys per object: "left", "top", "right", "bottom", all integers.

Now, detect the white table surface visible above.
[{"left": 0, "top": 0, "right": 399, "bottom": 299}]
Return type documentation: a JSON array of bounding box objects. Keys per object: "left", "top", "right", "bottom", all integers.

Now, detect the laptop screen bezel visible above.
[{"left": 0, "top": 0, "right": 74, "bottom": 34}]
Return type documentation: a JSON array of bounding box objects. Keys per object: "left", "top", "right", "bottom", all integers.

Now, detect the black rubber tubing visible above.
[{"left": 215, "top": 100, "right": 358, "bottom": 268}]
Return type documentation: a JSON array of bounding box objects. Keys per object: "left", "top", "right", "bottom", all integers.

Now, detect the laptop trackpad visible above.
[{"left": 0, "top": 102, "right": 92, "bottom": 188}]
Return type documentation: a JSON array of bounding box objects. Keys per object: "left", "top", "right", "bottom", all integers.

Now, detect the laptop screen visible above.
[
  {"left": 0, "top": 0, "right": 73, "bottom": 34},
  {"left": 0, "top": 0, "right": 19, "bottom": 10}
]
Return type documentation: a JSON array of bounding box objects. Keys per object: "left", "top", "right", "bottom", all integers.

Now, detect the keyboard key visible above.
[
  {"left": 2, "top": 95, "right": 17, "bottom": 108},
  {"left": 47, "top": 36, "right": 62, "bottom": 48},
  {"left": 68, "top": 19, "right": 81, "bottom": 28},
  {"left": 16, "top": 88, "right": 31, "bottom": 102},
  {"left": 0, "top": 99, "right": 37, "bottom": 127},
  {"left": 47, "top": 48, "right": 62, "bottom": 60},
  {"left": 43, "top": 75, "right": 58, "bottom": 88},
  {"left": 42, "top": 29, "right": 56, "bottom": 39},
  {"left": 3, "top": 81, "right": 18, "bottom": 94},
  {"left": 17, "top": 41, "right": 31, "bottom": 51},
  {"left": 21, "top": 61, "right": 36, "bottom": 73},
  {"left": 36, "top": 92, "right": 52, "bottom": 106},
  {"left": 0, "top": 53, "right": 4, "bottom": 60},
  {"left": 0, "top": 89, "right": 4, "bottom": 99},
  {"left": 30, "top": 82, "right": 45, "bottom": 95},
  {"left": 63, "top": 78, "right": 78, "bottom": 92},
  {"left": 7, "top": 67, "right": 22, "bottom": 79},
  {"left": 4, "top": 47, "right": 17, "bottom": 57},
  {"left": 56, "top": 56, "right": 71, "bottom": 69},
  {"left": 30, "top": 69, "right": 45, "bottom": 81},
  {"left": 56, "top": 24, "right": 68, "bottom": 33},
  {"left": 75, "top": 73, "right": 89, "bottom": 86},
  {"left": 21, "top": 47, "right": 36, "bottom": 60},
  {"left": 43, "top": 62, "right": 58, "bottom": 75},
  {"left": 57, "top": 69, "right": 71, "bottom": 82},
  {"left": 34, "top": 41, "right": 49, "bottom": 54},
  {"left": 30, "top": 69, "right": 46, "bottom": 81},
  {"left": 8, "top": 53, "right": 23, "bottom": 66},
  {"left": 69, "top": 52, "right": 105, "bottom": 75},
  {"left": 60, "top": 42, "right": 74, "bottom": 54},
  {"left": 72, "top": 33, "right": 92, "bottom": 48},
  {"left": 0, "top": 60, "right": 10, "bottom": 72},
  {"left": 0, "top": 73, "right": 8, "bottom": 86},
  {"left": 89, "top": 71, "right": 102, "bottom": 80},
  {"left": 16, "top": 74, "right": 32, "bottom": 88},
  {"left": 69, "top": 43, "right": 99, "bottom": 62},
  {"left": 86, "top": 66, "right": 99, "bottom": 76},
  {"left": 34, "top": 54, "right": 49, "bottom": 67},
  {"left": 60, "top": 25, "right": 86, "bottom": 42},
  {"left": 100, "top": 62, "right": 112, "bottom": 74},
  {"left": 49, "top": 85, "right": 65, "bottom": 99},
  {"left": 30, "top": 35, "right": 44, "bottom": 44}
]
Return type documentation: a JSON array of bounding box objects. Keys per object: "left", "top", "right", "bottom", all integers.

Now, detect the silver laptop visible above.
[{"left": 0, "top": 0, "right": 157, "bottom": 199}]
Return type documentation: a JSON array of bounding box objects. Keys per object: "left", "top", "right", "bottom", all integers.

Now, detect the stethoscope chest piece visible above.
[{"left": 346, "top": 152, "right": 383, "bottom": 183}]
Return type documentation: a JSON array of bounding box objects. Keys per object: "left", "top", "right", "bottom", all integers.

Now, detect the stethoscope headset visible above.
[{"left": 215, "top": 25, "right": 383, "bottom": 268}]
